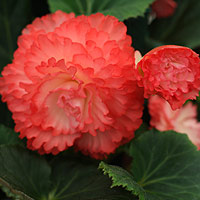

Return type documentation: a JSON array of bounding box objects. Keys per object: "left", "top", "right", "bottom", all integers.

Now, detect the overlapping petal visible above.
[
  {"left": 136, "top": 45, "right": 200, "bottom": 110},
  {"left": 0, "top": 11, "right": 144, "bottom": 158}
]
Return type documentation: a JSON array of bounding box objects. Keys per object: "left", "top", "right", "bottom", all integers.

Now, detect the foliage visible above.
[
  {"left": 149, "top": 0, "right": 200, "bottom": 49},
  {"left": 48, "top": 0, "right": 154, "bottom": 20},
  {"left": 100, "top": 130, "right": 200, "bottom": 200},
  {"left": 0, "top": 133, "right": 133, "bottom": 199},
  {"left": 0, "top": 0, "right": 200, "bottom": 199}
]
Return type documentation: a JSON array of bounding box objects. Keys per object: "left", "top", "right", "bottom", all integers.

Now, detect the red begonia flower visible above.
[
  {"left": 136, "top": 45, "right": 200, "bottom": 110},
  {"left": 151, "top": 0, "right": 177, "bottom": 18},
  {"left": 149, "top": 95, "right": 200, "bottom": 149},
  {"left": 0, "top": 11, "right": 144, "bottom": 159}
]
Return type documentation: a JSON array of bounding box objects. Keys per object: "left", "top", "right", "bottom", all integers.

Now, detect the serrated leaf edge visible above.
[
  {"left": 99, "top": 161, "right": 146, "bottom": 200},
  {"left": 0, "top": 177, "right": 34, "bottom": 200}
]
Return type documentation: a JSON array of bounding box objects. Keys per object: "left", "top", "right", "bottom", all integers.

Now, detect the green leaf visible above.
[
  {"left": 100, "top": 130, "right": 200, "bottom": 200},
  {"left": 48, "top": 0, "right": 85, "bottom": 15},
  {"left": 0, "top": 184, "right": 26, "bottom": 200},
  {"left": 48, "top": 0, "right": 154, "bottom": 20},
  {"left": 0, "top": 146, "right": 51, "bottom": 200},
  {"left": 4, "top": 129, "right": 199, "bottom": 200},
  {"left": 99, "top": 0, "right": 154, "bottom": 21},
  {"left": 0, "top": 0, "right": 32, "bottom": 70},
  {"left": 130, "top": 130, "right": 200, "bottom": 200},
  {"left": 0, "top": 145, "right": 132, "bottom": 200},
  {"left": 149, "top": 0, "right": 200, "bottom": 48},
  {"left": 99, "top": 161, "right": 146, "bottom": 199},
  {"left": 49, "top": 159, "right": 133, "bottom": 200},
  {"left": 0, "top": 124, "right": 23, "bottom": 146}
]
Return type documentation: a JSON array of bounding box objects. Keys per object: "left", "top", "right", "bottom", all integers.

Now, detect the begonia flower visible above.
[
  {"left": 0, "top": 11, "right": 144, "bottom": 159},
  {"left": 149, "top": 95, "right": 200, "bottom": 149},
  {"left": 151, "top": 0, "right": 177, "bottom": 18},
  {"left": 136, "top": 45, "right": 200, "bottom": 110}
]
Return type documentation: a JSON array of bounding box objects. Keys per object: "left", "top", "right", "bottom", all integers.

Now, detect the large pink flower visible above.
[
  {"left": 149, "top": 95, "right": 200, "bottom": 149},
  {"left": 0, "top": 11, "right": 144, "bottom": 159},
  {"left": 136, "top": 45, "right": 200, "bottom": 110},
  {"left": 151, "top": 0, "right": 177, "bottom": 18}
]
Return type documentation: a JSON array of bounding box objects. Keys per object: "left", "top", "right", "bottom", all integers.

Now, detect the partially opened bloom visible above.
[
  {"left": 136, "top": 45, "right": 200, "bottom": 110},
  {"left": 151, "top": 0, "right": 177, "bottom": 18},
  {"left": 149, "top": 95, "right": 200, "bottom": 149},
  {"left": 0, "top": 11, "right": 144, "bottom": 159}
]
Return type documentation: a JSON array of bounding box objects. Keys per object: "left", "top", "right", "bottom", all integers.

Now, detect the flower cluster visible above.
[
  {"left": 136, "top": 45, "right": 200, "bottom": 110},
  {"left": 1, "top": 8, "right": 200, "bottom": 159},
  {"left": 0, "top": 11, "right": 144, "bottom": 159},
  {"left": 149, "top": 95, "right": 200, "bottom": 149}
]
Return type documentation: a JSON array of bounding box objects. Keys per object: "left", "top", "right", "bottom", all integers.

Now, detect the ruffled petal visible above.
[{"left": 0, "top": 11, "right": 144, "bottom": 158}]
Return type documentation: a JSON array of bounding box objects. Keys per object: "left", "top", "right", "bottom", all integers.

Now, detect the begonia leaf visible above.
[
  {"left": 0, "top": 145, "right": 133, "bottom": 200},
  {"left": 49, "top": 159, "right": 134, "bottom": 200},
  {"left": 99, "top": 161, "right": 146, "bottom": 200},
  {"left": 0, "top": 0, "right": 32, "bottom": 70},
  {"left": 48, "top": 0, "right": 154, "bottom": 20},
  {"left": 48, "top": 0, "right": 85, "bottom": 15},
  {"left": 99, "top": 130, "right": 200, "bottom": 200},
  {"left": 99, "top": 0, "right": 154, "bottom": 21},
  {"left": 0, "top": 124, "right": 23, "bottom": 146},
  {"left": 129, "top": 130, "right": 200, "bottom": 199},
  {"left": 149, "top": 0, "right": 200, "bottom": 49},
  {"left": 0, "top": 146, "right": 51, "bottom": 200}
]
